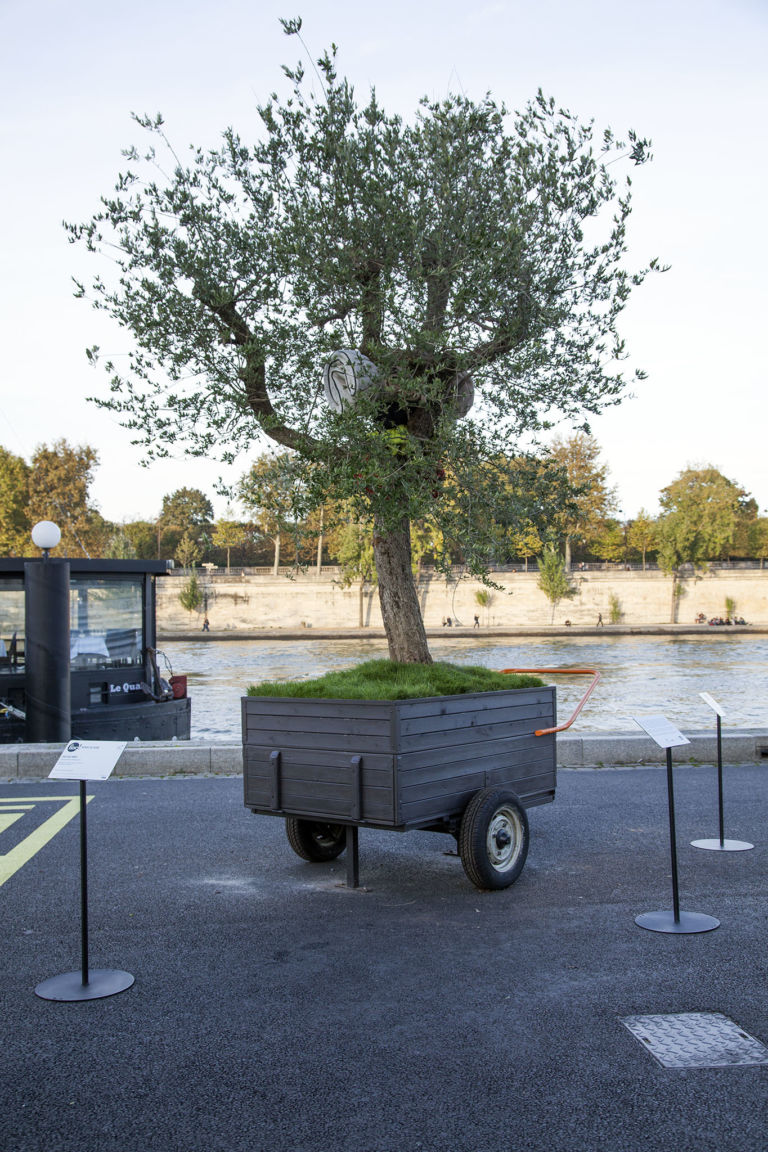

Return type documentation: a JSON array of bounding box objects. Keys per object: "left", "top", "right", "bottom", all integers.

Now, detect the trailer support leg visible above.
[{"left": 346, "top": 826, "right": 360, "bottom": 889}]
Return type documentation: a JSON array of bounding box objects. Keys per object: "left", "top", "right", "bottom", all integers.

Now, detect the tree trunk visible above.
[
  {"left": 272, "top": 533, "right": 281, "bottom": 576},
  {"left": 372, "top": 517, "right": 432, "bottom": 663},
  {"left": 564, "top": 536, "right": 572, "bottom": 571},
  {"left": 316, "top": 508, "right": 324, "bottom": 577}
]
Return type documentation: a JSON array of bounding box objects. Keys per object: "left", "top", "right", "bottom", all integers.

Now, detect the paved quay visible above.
[
  {"left": 2, "top": 768, "right": 767, "bottom": 1152},
  {"left": 1, "top": 728, "right": 766, "bottom": 780},
  {"left": 160, "top": 622, "right": 768, "bottom": 640}
]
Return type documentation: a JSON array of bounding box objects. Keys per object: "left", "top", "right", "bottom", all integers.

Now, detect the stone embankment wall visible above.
[{"left": 157, "top": 568, "right": 768, "bottom": 632}]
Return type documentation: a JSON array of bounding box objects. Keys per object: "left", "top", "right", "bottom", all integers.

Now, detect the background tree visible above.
[
  {"left": 537, "top": 547, "right": 578, "bottom": 623},
  {"left": 157, "top": 486, "right": 214, "bottom": 562},
  {"left": 159, "top": 487, "right": 213, "bottom": 532},
  {"left": 122, "top": 520, "right": 161, "bottom": 560},
  {"left": 175, "top": 530, "right": 203, "bottom": 570},
  {"left": 69, "top": 19, "right": 656, "bottom": 663},
  {"left": 506, "top": 524, "right": 544, "bottom": 571},
  {"left": 335, "top": 511, "right": 377, "bottom": 627},
  {"left": 589, "top": 518, "right": 626, "bottom": 566},
  {"left": 547, "top": 433, "right": 618, "bottom": 569},
  {"left": 178, "top": 570, "right": 203, "bottom": 615},
  {"left": 212, "top": 511, "right": 249, "bottom": 571},
  {"left": 238, "top": 452, "right": 305, "bottom": 575},
  {"left": 0, "top": 447, "right": 31, "bottom": 555},
  {"left": 656, "top": 466, "right": 752, "bottom": 571},
  {"left": 26, "top": 438, "right": 102, "bottom": 557},
  {"left": 626, "top": 509, "right": 657, "bottom": 570},
  {"left": 749, "top": 518, "right": 768, "bottom": 568}
]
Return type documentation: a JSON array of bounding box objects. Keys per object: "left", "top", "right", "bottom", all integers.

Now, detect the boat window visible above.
[
  {"left": 0, "top": 578, "right": 25, "bottom": 671},
  {"left": 70, "top": 578, "right": 144, "bottom": 669}
]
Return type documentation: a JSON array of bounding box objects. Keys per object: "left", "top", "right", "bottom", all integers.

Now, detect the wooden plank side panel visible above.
[
  {"left": 395, "top": 688, "right": 554, "bottom": 724},
  {"left": 397, "top": 730, "right": 556, "bottom": 828},
  {"left": 243, "top": 746, "right": 397, "bottom": 824},
  {"left": 242, "top": 697, "right": 395, "bottom": 753},
  {"left": 396, "top": 690, "right": 556, "bottom": 753},
  {"left": 399, "top": 784, "right": 555, "bottom": 829},
  {"left": 398, "top": 732, "right": 548, "bottom": 777}
]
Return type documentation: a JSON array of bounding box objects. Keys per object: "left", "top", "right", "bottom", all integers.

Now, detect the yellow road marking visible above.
[
  {"left": 0, "top": 812, "right": 26, "bottom": 834},
  {"left": 0, "top": 796, "right": 93, "bottom": 888}
]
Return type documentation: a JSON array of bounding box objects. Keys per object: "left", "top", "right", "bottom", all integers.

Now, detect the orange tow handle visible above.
[{"left": 499, "top": 667, "right": 601, "bottom": 736}]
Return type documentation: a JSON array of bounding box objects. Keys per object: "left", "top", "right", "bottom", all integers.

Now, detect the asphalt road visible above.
[{"left": 2, "top": 767, "right": 767, "bottom": 1152}]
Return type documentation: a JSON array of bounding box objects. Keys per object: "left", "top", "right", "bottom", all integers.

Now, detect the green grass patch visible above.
[{"left": 247, "top": 659, "right": 544, "bottom": 700}]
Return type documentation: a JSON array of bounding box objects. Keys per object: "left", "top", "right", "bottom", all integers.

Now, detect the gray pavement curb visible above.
[{"left": 1, "top": 728, "right": 766, "bottom": 779}]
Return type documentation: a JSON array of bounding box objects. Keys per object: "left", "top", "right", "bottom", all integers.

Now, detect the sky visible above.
[{"left": 1, "top": 0, "right": 766, "bottom": 526}]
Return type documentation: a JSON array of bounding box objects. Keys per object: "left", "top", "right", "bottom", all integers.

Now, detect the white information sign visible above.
[
  {"left": 633, "top": 715, "right": 690, "bottom": 750},
  {"left": 49, "top": 740, "right": 126, "bottom": 782},
  {"left": 699, "top": 692, "right": 726, "bottom": 718}
]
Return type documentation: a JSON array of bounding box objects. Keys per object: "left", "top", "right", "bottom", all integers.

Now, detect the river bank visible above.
[
  {"left": 157, "top": 567, "right": 768, "bottom": 632},
  {"left": 159, "top": 623, "right": 768, "bottom": 641}
]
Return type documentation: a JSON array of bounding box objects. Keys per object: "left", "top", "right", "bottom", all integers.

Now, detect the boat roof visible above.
[{"left": 0, "top": 558, "right": 172, "bottom": 575}]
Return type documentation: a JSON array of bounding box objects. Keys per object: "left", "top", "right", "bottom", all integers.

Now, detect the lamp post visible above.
[{"left": 24, "top": 521, "right": 71, "bottom": 743}]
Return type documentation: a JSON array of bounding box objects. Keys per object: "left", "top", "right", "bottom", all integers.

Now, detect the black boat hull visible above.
[{"left": 0, "top": 697, "right": 191, "bottom": 744}]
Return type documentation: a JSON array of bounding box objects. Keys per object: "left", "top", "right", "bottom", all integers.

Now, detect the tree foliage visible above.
[
  {"left": 68, "top": 19, "right": 657, "bottom": 659},
  {"left": 537, "top": 547, "right": 577, "bottom": 623},
  {"left": 159, "top": 487, "right": 214, "bottom": 533},
  {"left": 656, "top": 466, "right": 752, "bottom": 571},
  {"left": 626, "top": 509, "right": 657, "bottom": 569},
  {"left": 26, "top": 439, "right": 103, "bottom": 557},
  {"left": 0, "top": 447, "right": 31, "bottom": 556},
  {"left": 547, "top": 433, "right": 617, "bottom": 568}
]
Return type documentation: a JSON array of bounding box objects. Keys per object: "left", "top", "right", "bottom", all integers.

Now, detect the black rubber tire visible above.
[
  {"left": 285, "top": 818, "right": 347, "bottom": 862},
  {"left": 458, "top": 787, "right": 529, "bottom": 890}
]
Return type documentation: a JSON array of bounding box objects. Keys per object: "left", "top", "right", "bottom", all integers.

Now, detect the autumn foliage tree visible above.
[
  {"left": 547, "top": 433, "right": 618, "bottom": 569},
  {"left": 68, "top": 18, "right": 657, "bottom": 662},
  {"left": 26, "top": 439, "right": 104, "bottom": 557},
  {"left": 0, "top": 447, "right": 31, "bottom": 555}
]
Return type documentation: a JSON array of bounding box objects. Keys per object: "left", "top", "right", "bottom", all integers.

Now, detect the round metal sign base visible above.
[
  {"left": 635, "top": 910, "right": 720, "bottom": 935},
  {"left": 691, "top": 838, "right": 754, "bottom": 852},
  {"left": 35, "top": 968, "right": 134, "bottom": 1002}
]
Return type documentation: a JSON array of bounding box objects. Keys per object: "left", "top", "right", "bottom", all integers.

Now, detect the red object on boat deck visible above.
[{"left": 169, "top": 675, "right": 187, "bottom": 699}]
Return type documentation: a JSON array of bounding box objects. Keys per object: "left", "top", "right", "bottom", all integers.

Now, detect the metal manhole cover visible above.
[{"left": 621, "top": 1013, "right": 768, "bottom": 1068}]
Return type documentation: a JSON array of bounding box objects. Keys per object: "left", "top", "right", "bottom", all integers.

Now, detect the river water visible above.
[{"left": 160, "top": 633, "right": 767, "bottom": 742}]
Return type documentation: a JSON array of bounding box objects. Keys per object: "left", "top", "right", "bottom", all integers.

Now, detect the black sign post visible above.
[
  {"left": 633, "top": 715, "right": 720, "bottom": 935},
  {"left": 35, "top": 742, "right": 134, "bottom": 1002},
  {"left": 691, "top": 693, "right": 754, "bottom": 853}
]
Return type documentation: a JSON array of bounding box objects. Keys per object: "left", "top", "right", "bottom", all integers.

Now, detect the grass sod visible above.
[{"left": 246, "top": 659, "right": 544, "bottom": 700}]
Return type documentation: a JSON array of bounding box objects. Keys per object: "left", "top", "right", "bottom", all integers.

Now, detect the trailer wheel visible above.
[
  {"left": 458, "top": 787, "right": 529, "bottom": 890},
  {"left": 285, "top": 818, "right": 347, "bottom": 862}
]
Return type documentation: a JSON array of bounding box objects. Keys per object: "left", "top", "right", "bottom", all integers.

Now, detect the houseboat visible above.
[{"left": 0, "top": 558, "right": 190, "bottom": 743}]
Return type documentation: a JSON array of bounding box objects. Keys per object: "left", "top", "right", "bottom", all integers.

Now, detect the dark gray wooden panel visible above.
[
  {"left": 244, "top": 746, "right": 397, "bottom": 823},
  {"left": 401, "top": 766, "right": 555, "bottom": 806},
  {"left": 394, "top": 713, "right": 555, "bottom": 757},
  {"left": 397, "top": 702, "right": 553, "bottom": 740},
  {"left": 243, "top": 696, "right": 393, "bottom": 722},
  {"left": 398, "top": 732, "right": 549, "bottom": 776},
  {"left": 395, "top": 687, "right": 554, "bottom": 722},
  {"left": 242, "top": 723, "right": 394, "bottom": 754}
]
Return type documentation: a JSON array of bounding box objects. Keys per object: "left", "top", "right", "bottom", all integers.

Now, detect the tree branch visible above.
[{"left": 197, "top": 287, "right": 320, "bottom": 454}]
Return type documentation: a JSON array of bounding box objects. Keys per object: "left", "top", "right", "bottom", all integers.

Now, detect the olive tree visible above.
[{"left": 68, "top": 18, "right": 657, "bottom": 662}]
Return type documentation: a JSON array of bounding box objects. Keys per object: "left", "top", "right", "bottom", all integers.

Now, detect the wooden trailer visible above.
[{"left": 242, "top": 670, "right": 599, "bottom": 891}]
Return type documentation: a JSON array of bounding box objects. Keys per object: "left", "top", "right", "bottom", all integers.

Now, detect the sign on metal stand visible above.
[
  {"left": 691, "top": 693, "right": 754, "bottom": 853},
  {"left": 35, "top": 741, "right": 134, "bottom": 1002},
  {"left": 633, "top": 716, "right": 719, "bottom": 935}
]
